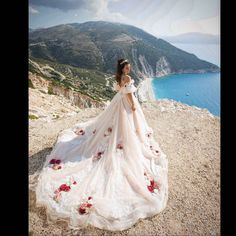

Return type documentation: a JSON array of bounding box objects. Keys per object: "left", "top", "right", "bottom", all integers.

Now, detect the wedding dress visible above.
[{"left": 35, "top": 78, "right": 168, "bottom": 231}]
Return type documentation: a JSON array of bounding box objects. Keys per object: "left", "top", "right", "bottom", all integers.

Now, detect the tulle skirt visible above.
[{"left": 34, "top": 90, "right": 168, "bottom": 231}]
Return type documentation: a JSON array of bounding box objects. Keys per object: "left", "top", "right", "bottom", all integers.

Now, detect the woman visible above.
[{"left": 35, "top": 58, "right": 168, "bottom": 231}]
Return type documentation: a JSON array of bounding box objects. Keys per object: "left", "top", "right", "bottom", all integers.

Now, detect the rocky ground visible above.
[
  {"left": 29, "top": 99, "right": 220, "bottom": 236},
  {"left": 29, "top": 88, "right": 81, "bottom": 122}
]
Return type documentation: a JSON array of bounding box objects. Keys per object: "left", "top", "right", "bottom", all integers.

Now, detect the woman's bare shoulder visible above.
[{"left": 123, "top": 75, "right": 131, "bottom": 83}]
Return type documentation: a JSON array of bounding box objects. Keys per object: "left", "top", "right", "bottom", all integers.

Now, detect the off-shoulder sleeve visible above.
[
  {"left": 113, "top": 81, "right": 121, "bottom": 92},
  {"left": 122, "top": 79, "right": 137, "bottom": 94}
]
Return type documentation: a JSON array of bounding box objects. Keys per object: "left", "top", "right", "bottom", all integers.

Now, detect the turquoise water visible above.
[{"left": 152, "top": 73, "right": 220, "bottom": 116}]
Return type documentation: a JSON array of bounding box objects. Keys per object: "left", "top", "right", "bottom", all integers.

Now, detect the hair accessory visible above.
[{"left": 120, "top": 59, "right": 128, "bottom": 65}]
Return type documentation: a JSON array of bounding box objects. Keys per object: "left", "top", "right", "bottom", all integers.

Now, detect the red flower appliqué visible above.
[
  {"left": 149, "top": 146, "right": 159, "bottom": 155},
  {"left": 59, "top": 184, "right": 71, "bottom": 192},
  {"left": 50, "top": 159, "right": 61, "bottom": 165},
  {"left": 78, "top": 196, "right": 93, "bottom": 215},
  {"left": 92, "top": 150, "right": 105, "bottom": 161},
  {"left": 116, "top": 143, "right": 123, "bottom": 149},
  {"left": 144, "top": 171, "right": 160, "bottom": 194},
  {"left": 53, "top": 177, "right": 77, "bottom": 202},
  {"left": 75, "top": 128, "right": 85, "bottom": 135},
  {"left": 146, "top": 128, "right": 153, "bottom": 138},
  {"left": 104, "top": 127, "right": 112, "bottom": 137},
  {"left": 49, "top": 159, "right": 62, "bottom": 170}
]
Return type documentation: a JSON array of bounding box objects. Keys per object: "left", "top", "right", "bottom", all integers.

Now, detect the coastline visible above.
[
  {"left": 140, "top": 72, "right": 220, "bottom": 118},
  {"left": 136, "top": 77, "right": 156, "bottom": 102}
]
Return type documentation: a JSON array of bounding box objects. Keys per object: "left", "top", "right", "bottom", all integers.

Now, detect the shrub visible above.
[
  {"left": 28, "top": 79, "right": 35, "bottom": 89},
  {"left": 29, "top": 114, "right": 38, "bottom": 120},
  {"left": 48, "top": 86, "right": 55, "bottom": 95}
]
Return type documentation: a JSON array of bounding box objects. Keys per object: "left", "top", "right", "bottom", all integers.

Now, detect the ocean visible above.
[{"left": 152, "top": 73, "right": 220, "bottom": 116}]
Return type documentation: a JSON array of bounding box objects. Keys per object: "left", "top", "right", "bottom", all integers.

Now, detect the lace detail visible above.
[
  {"left": 113, "top": 77, "right": 136, "bottom": 94},
  {"left": 122, "top": 79, "right": 137, "bottom": 94}
]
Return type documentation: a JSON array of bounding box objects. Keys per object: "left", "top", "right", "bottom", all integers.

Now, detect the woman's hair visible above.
[{"left": 116, "top": 58, "right": 130, "bottom": 86}]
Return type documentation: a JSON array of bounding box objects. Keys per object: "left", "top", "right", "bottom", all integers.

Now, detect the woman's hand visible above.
[
  {"left": 131, "top": 104, "right": 136, "bottom": 111},
  {"left": 126, "top": 93, "right": 136, "bottom": 111}
]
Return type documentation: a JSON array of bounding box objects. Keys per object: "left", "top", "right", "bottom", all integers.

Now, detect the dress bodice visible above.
[{"left": 113, "top": 79, "right": 137, "bottom": 94}]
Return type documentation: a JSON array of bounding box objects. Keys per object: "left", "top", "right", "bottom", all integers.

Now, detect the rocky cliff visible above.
[
  {"left": 29, "top": 56, "right": 118, "bottom": 119},
  {"left": 29, "top": 72, "right": 109, "bottom": 122}
]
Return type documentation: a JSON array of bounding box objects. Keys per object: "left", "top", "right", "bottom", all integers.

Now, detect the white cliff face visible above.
[
  {"left": 131, "top": 48, "right": 148, "bottom": 82},
  {"left": 138, "top": 55, "right": 154, "bottom": 78},
  {"left": 155, "top": 56, "right": 172, "bottom": 77},
  {"left": 131, "top": 55, "right": 172, "bottom": 80},
  {"left": 132, "top": 55, "right": 172, "bottom": 102},
  {"left": 131, "top": 48, "right": 140, "bottom": 77}
]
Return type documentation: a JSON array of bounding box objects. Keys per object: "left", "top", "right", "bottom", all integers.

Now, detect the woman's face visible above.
[{"left": 122, "top": 63, "right": 131, "bottom": 74}]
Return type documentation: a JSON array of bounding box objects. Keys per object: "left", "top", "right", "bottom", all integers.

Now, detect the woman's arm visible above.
[
  {"left": 123, "top": 75, "right": 136, "bottom": 111},
  {"left": 126, "top": 93, "right": 136, "bottom": 111}
]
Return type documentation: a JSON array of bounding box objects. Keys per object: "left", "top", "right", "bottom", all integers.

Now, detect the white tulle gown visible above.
[{"left": 35, "top": 78, "right": 168, "bottom": 231}]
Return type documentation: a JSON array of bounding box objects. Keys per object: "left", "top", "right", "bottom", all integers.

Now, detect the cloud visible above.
[
  {"left": 29, "top": 0, "right": 219, "bottom": 36},
  {"left": 30, "top": 0, "right": 127, "bottom": 23},
  {"left": 115, "top": 0, "right": 220, "bottom": 36},
  {"left": 198, "top": 16, "right": 220, "bottom": 35},
  {"left": 29, "top": 6, "right": 39, "bottom": 14},
  {"left": 30, "top": 0, "right": 86, "bottom": 11},
  {"left": 30, "top": 0, "right": 123, "bottom": 11},
  {"left": 90, "top": 0, "right": 126, "bottom": 22}
]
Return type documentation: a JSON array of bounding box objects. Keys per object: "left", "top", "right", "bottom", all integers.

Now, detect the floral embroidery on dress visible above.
[
  {"left": 149, "top": 145, "right": 159, "bottom": 155},
  {"left": 78, "top": 196, "right": 93, "bottom": 215},
  {"left": 49, "top": 159, "right": 62, "bottom": 170},
  {"left": 144, "top": 171, "right": 160, "bottom": 194},
  {"left": 104, "top": 127, "right": 112, "bottom": 137},
  {"left": 146, "top": 128, "right": 153, "bottom": 138},
  {"left": 123, "top": 79, "right": 137, "bottom": 93},
  {"left": 92, "top": 150, "right": 105, "bottom": 161},
  {"left": 53, "top": 176, "right": 77, "bottom": 202},
  {"left": 74, "top": 128, "right": 85, "bottom": 136},
  {"left": 116, "top": 143, "right": 123, "bottom": 150}
]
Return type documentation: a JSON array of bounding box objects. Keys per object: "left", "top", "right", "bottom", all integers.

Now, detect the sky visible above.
[{"left": 29, "top": 0, "right": 220, "bottom": 37}]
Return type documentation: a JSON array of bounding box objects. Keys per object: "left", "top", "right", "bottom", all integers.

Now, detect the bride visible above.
[{"left": 35, "top": 58, "right": 168, "bottom": 231}]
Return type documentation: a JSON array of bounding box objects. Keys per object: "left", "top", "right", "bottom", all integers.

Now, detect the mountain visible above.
[
  {"left": 161, "top": 32, "right": 220, "bottom": 44},
  {"left": 29, "top": 21, "right": 219, "bottom": 80}
]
